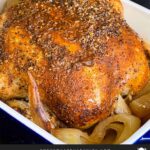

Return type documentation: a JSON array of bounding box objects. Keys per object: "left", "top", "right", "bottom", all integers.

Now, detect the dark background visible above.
[
  {"left": 132, "top": 0, "right": 150, "bottom": 9},
  {"left": 0, "top": 0, "right": 150, "bottom": 144}
]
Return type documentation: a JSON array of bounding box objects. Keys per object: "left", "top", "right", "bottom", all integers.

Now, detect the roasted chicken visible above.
[{"left": 0, "top": 0, "right": 149, "bottom": 130}]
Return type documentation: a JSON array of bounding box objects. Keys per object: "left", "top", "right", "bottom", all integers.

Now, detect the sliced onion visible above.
[
  {"left": 100, "top": 123, "right": 124, "bottom": 144},
  {"left": 52, "top": 128, "right": 93, "bottom": 144},
  {"left": 115, "top": 95, "right": 131, "bottom": 115},
  {"left": 53, "top": 114, "right": 141, "bottom": 144},
  {"left": 91, "top": 114, "right": 141, "bottom": 144},
  {"left": 134, "top": 81, "right": 150, "bottom": 99},
  {"left": 130, "top": 93, "right": 150, "bottom": 118}
]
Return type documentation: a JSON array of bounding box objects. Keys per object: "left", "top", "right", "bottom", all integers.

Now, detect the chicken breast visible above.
[{"left": 0, "top": 0, "right": 149, "bottom": 128}]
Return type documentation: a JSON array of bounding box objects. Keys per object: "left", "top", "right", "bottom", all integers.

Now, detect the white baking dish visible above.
[{"left": 0, "top": 0, "right": 150, "bottom": 144}]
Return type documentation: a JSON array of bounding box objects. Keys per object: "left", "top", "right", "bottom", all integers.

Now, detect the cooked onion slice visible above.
[
  {"left": 130, "top": 93, "right": 150, "bottom": 118},
  {"left": 100, "top": 123, "right": 124, "bottom": 144},
  {"left": 91, "top": 114, "right": 141, "bottom": 144},
  {"left": 134, "top": 81, "right": 150, "bottom": 99},
  {"left": 53, "top": 114, "right": 141, "bottom": 144},
  {"left": 115, "top": 95, "right": 131, "bottom": 115},
  {"left": 52, "top": 128, "right": 93, "bottom": 144}
]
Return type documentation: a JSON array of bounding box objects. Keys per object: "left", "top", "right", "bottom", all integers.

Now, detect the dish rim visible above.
[{"left": 0, "top": 0, "right": 150, "bottom": 145}]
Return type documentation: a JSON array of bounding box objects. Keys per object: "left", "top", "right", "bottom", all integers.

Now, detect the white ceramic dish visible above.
[{"left": 0, "top": 0, "right": 150, "bottom": 144}]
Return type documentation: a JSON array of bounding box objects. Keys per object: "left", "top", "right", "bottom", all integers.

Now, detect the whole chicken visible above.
[{"left": 0, "top": 0, "right": 149, "bottom": 130}]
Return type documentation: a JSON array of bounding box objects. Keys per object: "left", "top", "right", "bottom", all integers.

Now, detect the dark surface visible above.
[
  {"left": 0, "top": 109, "right": 50, "bottom": 144},
  {"left": 0, "top": 0, "right": 150, "bottom": 144},
  {"left": 131, "top": 0, "right": 150, "bottom": 9}
]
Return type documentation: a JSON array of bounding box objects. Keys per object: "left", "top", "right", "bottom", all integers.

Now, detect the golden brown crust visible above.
[{"left": 0, "top": 0, "right": 149, "bottom": 128}]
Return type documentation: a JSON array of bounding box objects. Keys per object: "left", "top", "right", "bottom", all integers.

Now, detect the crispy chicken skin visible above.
[{"left": 0, "top": 0, "right": 149, "bottom": 128}]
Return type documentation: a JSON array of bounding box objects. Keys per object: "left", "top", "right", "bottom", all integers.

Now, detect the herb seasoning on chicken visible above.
[{"left": 0, "top": 0, "right": 149, "bottom": 130}]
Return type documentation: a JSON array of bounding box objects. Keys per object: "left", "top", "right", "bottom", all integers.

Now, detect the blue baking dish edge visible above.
[
  {"left": 0, "top": 101, "right": 64, "bottom": 144},
  {"left": 134, "top": 130, "right": 150, "bottom": 144},
  {"left": 0, "top": 101, "right": 150, "bottom": 144}
]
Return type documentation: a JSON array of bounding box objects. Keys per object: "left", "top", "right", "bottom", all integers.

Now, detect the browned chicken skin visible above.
[{"left": 0, "top": 0, "right": 149, "bottom": 129}]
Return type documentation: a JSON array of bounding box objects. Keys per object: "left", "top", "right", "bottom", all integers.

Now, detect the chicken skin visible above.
[{"left": 0, "top": 0, "right": 149, "bottom": 129}]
